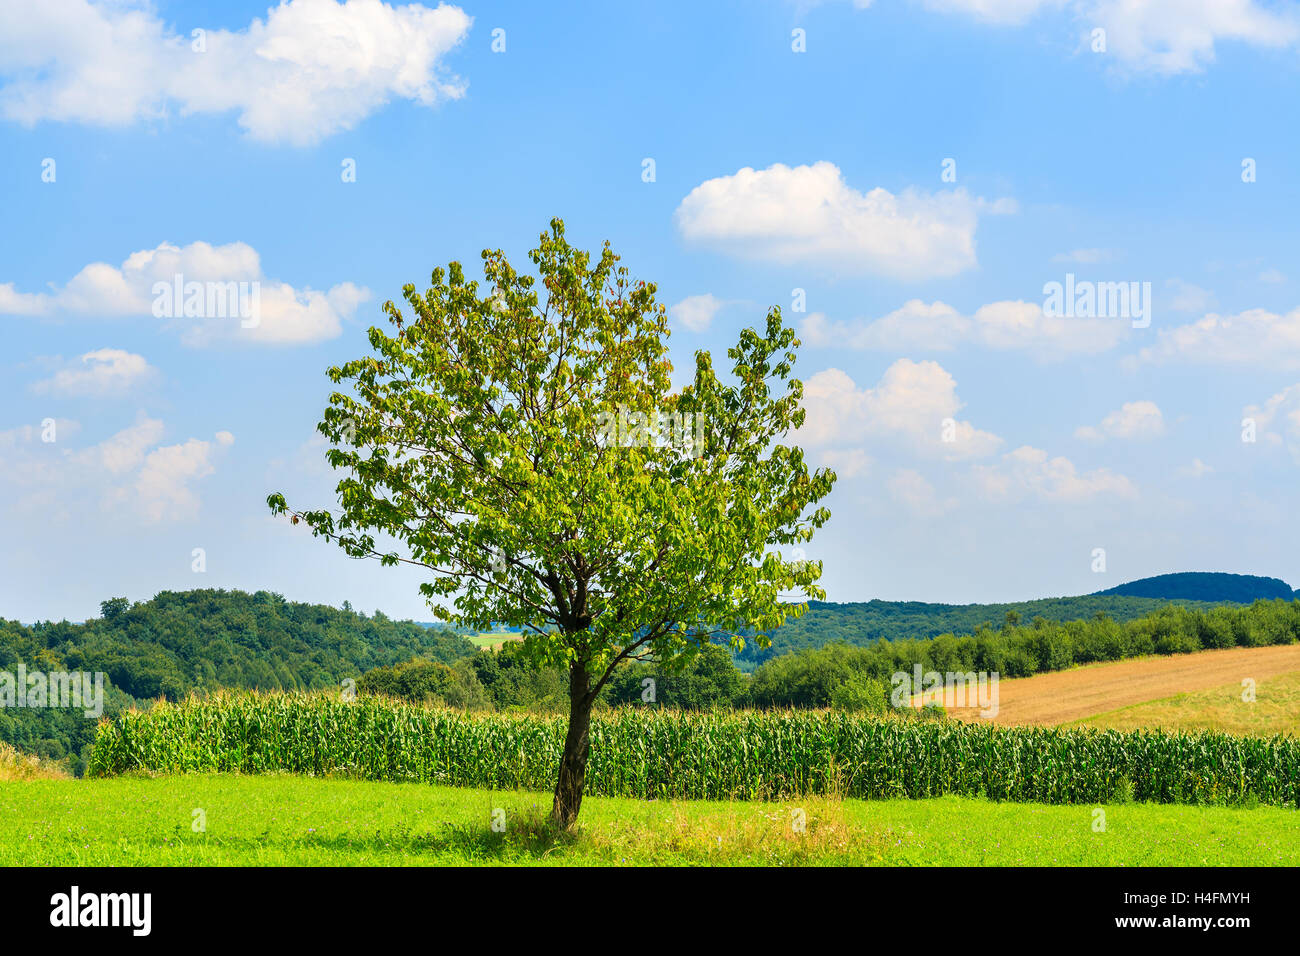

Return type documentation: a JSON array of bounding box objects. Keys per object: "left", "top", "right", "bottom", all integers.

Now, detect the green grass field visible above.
[
  {"left": 3, "top": 774, "right": 1296, "bottom": 866},
  {"left": 464, "top": 633, "right": 521, "bottom": 650}
]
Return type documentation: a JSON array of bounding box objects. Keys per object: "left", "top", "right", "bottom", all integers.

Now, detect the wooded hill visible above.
[
  {"left": 1093, "top": 571, "right": 1295, "bottom": 602},
  {"left": 0, "top": 589, "right": 473, "bottom": 766},
  {"left": 732, "top": 572, "right": 1295, "bottom": 668}
]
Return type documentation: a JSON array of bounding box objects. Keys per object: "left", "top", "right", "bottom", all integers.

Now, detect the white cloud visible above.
[
  {"left": 1179, "top": 458, "right": 1213, "bottom": 478},
  {"left": 1260, "top": 269, "right": 1287, "bottom": 284},
  {"left": 920, "top": 0, "right": 1063, "bottom": 25},
  {"left": 971, "top": 445, "right": 1137, "bottom": 503},
  {"left": 0, "top": 0, "right": 473, "bottom": 146},
  {"left": 131, "top": 438, "right": 217, "bottom": 522},
  {"left": 0, "top": 415, "right": 230, "bottom": 523},
  {"left": 819, "top": 447, "right": 871, "bottom": 478},
  {"left": 971, "top": 300, "right": 1128, "bottom": 354},
  {"left": 0, "top": 419, "right": 79, "bottom": 451},
  {"left": 675, "top": 162, "right": 1014, "bottom": 279},
  {"left": 888, "top": 468, "right": 956, "bottom": 517},
  {"left": 1087, "top": 0, "right": 1299, "bottom": 75},
  {"left": 669, "top": 294, "right": 726, "bottom": 333},
  {"left": 1137, "top": 307, "right": 1300, "bottom": 368},
  {"left": 0, "top": 240, "right": 369, "bottom": 345},
  {"left": 91, "top": 417, "right": 167, "bottom": 475},
  {"left": 869, "top": 1, "right": 1300, "bottom": 74},
  {"left": 799, "top": 360, "right": 1002, "bottom": 460},
  {"left": 802, "top": 301, "right": 970, "bottom": 352},
  {"left": 801, "top": 298, "right": 1128, "bottom": 358},
  {"left": 1243, "top": 383, "right": 1300, "bottom": 459},
  {"left": 1075, "top": 400, "right": 1165, "bottom": 441},
  {"left": 31, "top": 348, "right": 157, "bottom": 396},
  {"left": 0, "top": 282, "right": 48, "bottom": 316}
]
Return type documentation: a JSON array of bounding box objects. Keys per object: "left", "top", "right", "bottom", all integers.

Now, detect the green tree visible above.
[
  {"left": 267, "top": 219, "right": 834, "bottom": 828},
  {"left": 99, "top": 597, "right": 130, "bottom": 620},
  {"left": 603, "top": 642, "right": 746, "bottom": 709}
]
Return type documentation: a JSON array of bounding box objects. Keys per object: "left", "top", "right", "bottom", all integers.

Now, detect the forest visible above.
[
  {"left": 365, "top": 596, "right": 1300, "bottom": 712},
  {"left": 0, "top": 589, "right": 473, "bottom": 768},
  {"left": 729, "top": 594, "right": 1230, "bottom": 667}
]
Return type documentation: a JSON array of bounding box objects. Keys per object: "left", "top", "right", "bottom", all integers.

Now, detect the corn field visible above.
[{"left": 87, "top": 692, "right": 1300, "bottom": 806}]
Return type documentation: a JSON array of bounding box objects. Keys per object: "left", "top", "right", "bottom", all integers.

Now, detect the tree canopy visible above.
[{"left": 268, "top": 219, "right": 836, "bottom": 826}]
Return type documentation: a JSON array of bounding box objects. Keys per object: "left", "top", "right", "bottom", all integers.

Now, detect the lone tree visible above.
[{"left": 268, "top": 219, "right": 835, "bottom": 828}]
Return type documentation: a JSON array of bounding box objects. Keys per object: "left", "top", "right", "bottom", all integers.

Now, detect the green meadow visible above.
[{"left": 3, "top": 774, "right": 1296, "bottom": 866}]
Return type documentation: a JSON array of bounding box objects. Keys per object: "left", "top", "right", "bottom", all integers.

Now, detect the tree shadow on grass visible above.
[
  {"left": 153, "top": 798, "right": 892, "bottom": 865},
  {"left": 162, "top": 807, "right": 579, "bottom": 863}
]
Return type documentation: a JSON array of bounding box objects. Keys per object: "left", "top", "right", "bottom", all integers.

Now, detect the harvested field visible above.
[
  {"left": 942, "top": 644, "right": 1300, "bottom": 727},
  {"left": 1077, "top": 670, "right": 1300, "bottom": 735}
]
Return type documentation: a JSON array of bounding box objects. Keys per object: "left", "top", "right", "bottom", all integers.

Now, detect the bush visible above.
[{"left": 1154, "top": 632, "right": 1200, "bottom": 655}]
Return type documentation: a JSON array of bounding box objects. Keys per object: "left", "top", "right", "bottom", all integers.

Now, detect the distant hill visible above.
[
  {"left": 1093, "top": 571, "right": 1295, "bottom": 603},
  {"left": 0, "top": 589, "right": 477, "bottom": 767},
  {"left": 734, "top": 574, "right": 1297, "bottom": 668}
]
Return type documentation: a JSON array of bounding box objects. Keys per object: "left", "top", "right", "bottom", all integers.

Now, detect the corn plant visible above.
[{"left": 88, "top": 692, "right": 1300, "bottom": 807}]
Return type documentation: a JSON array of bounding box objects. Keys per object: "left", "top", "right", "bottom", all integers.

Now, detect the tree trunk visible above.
[{"left": 551, "top": 661, "right": 592, "bottom": 830}]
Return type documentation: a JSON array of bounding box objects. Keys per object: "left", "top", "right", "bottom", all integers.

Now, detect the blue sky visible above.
[{"left": 4, "top": 0, "right": 1300, "bottom": 623}]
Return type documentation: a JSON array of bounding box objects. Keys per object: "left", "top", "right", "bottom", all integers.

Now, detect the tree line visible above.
[
  {"left": 731, "top": 594, "right": 1234, "bottom": 668},
  {"left": 362, "top": 598, "right": 1300, "bottom": 712}
]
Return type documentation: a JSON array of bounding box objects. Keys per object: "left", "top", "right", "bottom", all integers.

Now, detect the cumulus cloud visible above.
[
  {"left": 0, "top": 415, "right": 231, "bottom": 522},
  {"left": 802, "top": 301, "right": 970, "bottom": 353},
  {"left": 675, "top": 162, "right": 1014, "bottom": 279},
  {"left": 0, "top": 283, "right": 47, "bottom": 316},
  {"left": 970, "top": 445, "right": 1137, "bottom": 503},
  {"left": 88, "top": 417, "right": 166, "bottom": 475},
  {"left": 1075, "top": 400, "right": 1165, "bottom": 441},
  {"left": 1087, "top": 0, "right": 1299, "bottom": 75},
  {"left": 801, "top": 298, "right": 1128, "bottom": 358},
  {"left": 0, "top": 0, "right": 473, "bottom": 146},
  {"left": 1243, "top": 383, "right": 1300, "bottom": 460},
  {"left": 0, "top": 240, "right": 369, "bottom": 345},
  {"left": 668, "top": 294, "right": 727, "bottom": 333},
  {"left": 798, "top": 360, "right": 1002, "bottom": 460},
  {"left": 1136, "top": 307, "right": 1300, "bottom": 368},
  {"left": 31, "top": 349, "right": 157, "bottom": 397},
  {"left": 129, "top": 438, "right": 218, "bottom": 522},
  {"left": 894, "top": 1, "right": 1299, "bottom": 74},
  {"left": 819, "top": 447, "right": 871, "bottom": 478}
]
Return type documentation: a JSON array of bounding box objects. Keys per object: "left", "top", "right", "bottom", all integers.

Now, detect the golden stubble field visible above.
[{"left": 941, "top": 644, "right": 1300, "bottom": 729}]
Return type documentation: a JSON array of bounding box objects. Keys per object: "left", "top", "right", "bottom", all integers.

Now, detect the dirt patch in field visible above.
[{"left": 941, "top": 644, "right": 1300, "bottom": 727}]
